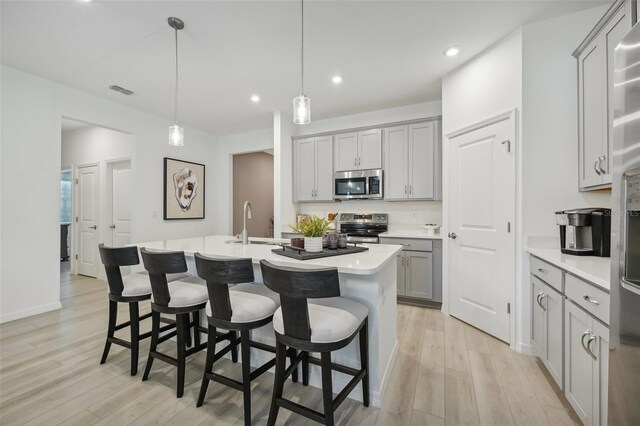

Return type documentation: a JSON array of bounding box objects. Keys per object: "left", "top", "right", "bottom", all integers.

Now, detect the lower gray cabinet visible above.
[
  {"left": 531, "top": 275, "right": 564, "bottom": 389},
  {"left": 381, "top": 237, "right": 442, "bottom": 306}
]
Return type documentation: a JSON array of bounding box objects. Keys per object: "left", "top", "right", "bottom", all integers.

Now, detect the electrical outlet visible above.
[{"left": 411, "top": 211, "right": 418, "bottom": 219}]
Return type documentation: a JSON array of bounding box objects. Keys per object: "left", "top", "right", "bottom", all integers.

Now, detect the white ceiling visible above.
[{"left": 1, "top": 1, "right": 605, "bottom": 136}]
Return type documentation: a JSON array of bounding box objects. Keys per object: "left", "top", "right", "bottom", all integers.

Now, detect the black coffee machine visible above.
[{"left": 555, "top": 208, "right": 611, "bottom": 257}]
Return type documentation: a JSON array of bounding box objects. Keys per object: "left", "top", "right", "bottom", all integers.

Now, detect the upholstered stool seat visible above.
[
  {"left": 121, "top": 272, "right": 189, "bottom": 297},
  {"left": 155, "top": 276, "right": 208, "bottom": 308},
  {"left": 273, "top": 297, "right": 369, "bottom": 344},
  {"left": 205, "top": 283, "right": 280, "bottom": 323}
]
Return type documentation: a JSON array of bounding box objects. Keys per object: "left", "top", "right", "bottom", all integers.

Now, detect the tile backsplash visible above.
[{"left": 297, "top": 200, "right": 442, "bottom": 226}]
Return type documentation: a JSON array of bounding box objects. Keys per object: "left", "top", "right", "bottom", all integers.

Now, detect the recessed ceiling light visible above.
[
  {"left": 251, "top": 95, "right": 260, "bottom": 103},
  {"left": 80, "top": 0, "right": 92, "bottom": 2},
  {"left": 444, "top": 47, "right": 460, "bottom": 57},
  {"left": 332, "top": 75, "right": 343, "bottom": 84}
]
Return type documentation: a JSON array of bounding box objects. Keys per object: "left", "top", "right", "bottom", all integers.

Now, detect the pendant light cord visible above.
[
  {"left": 174, "top": 27, "right": 179, "bottom": 125},
  {"left": 301, "top": 0, "right": 304, "bottom": 95}
]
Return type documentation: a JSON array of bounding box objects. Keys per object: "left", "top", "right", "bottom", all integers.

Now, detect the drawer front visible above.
[
  {"left": 565, "top": 274, "right": 610, "bottom": 325},
  {"left": 379, "top": 237, "right": 432, "bottom": 252},
  {"left": 530, "top": 256, "right": 564, "bottom": 292}
]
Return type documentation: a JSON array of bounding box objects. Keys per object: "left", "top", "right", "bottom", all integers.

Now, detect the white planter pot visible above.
[{"left": 304, "top": 237, "right": 323, "bottom": 253}]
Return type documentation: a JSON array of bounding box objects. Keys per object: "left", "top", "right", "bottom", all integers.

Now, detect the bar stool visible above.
[
  {"left": 260, "top": 260, "right": 370, "bottom": 426},
  {"left": 139, "top": 248, "right": 210, "bottom": 397},
  {"left": 194, "top": 253, "right": 283, "bottom": 426},
  {"left": 98, "top": 243, "right": 185, "bottom": 375}
]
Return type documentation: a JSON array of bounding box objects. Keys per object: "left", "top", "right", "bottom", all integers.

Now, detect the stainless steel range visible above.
[{"left": 339, "top": 213, "right": 388, "bottom": 244}]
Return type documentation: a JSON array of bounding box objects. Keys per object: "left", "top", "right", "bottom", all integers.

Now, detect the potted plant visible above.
[{"left": 289, "top": 215, "right": 330, "bottom": 253}]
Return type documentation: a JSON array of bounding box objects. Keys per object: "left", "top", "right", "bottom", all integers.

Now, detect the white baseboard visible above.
[
  {"left": 515, "top": 341, "right": 535, "bottom": 356},
  {"left": 0, "top": 301, "right": 62, "bottom": 324}
]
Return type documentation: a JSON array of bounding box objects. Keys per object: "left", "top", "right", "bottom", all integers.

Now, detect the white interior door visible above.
[
  {"left": 77, "top": 164, "right": 99, "bottom": 277},
  {"left": 110, "top": 160, "right": 132, "bottom": 247},
  {"left": 448, "top": 116, "right": 514, "bottom": 342}
]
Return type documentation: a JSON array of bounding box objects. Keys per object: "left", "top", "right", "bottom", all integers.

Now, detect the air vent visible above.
[{"left": 109, "top": 85, "right": 134, "bottom": 96}]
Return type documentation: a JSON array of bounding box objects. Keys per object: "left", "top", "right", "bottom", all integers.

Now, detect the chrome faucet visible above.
[{"left": 241, "top": 201, "right": 252, "bottom": 245}]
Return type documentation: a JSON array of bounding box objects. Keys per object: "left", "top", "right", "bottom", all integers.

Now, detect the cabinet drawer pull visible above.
[
  {"left": 583, "top": 295, "right": 600, "bottom": 305},
  {"left": 402, "top": 244, "right": 412, "bottom": 247},
  {"left": 537, "top": 268, "right": 549, "bottom": 274}
]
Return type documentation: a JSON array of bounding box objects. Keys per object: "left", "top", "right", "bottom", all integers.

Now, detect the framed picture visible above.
[{"left": 163, "top": 157, "right": 205, "bottom": 220}]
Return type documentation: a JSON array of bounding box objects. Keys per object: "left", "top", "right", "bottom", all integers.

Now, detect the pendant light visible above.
[
  {"left": 293, "top": 0, "right": 310, "bottom": 125},
  {"left": 168, "top": 17, "right": 184, "bottom": 146}
]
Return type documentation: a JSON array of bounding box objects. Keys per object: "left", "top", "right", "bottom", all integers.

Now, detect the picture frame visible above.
[{"left": 163, "top": 157, "right": 205, "bottom": 220}]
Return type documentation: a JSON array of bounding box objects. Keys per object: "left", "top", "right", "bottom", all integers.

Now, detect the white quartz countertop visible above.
[
  {"left": 527, "top": 247, "right": 610, "bottom": 291},
  {"left": 379, "top": 225, "right": 443, "bottom": 240},
  {"left": 134, "top": 235, "right": 402, "bottom": 276}
]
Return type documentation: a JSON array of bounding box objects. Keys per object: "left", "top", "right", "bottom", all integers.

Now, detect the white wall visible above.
[
  {"left": 522, "top": 6, "right": 610, "bottom": 240},
  {"left": 0, "top": 66, "right": 218, "bottom": 323},
  {"left": 215, "top": 128, "right": 273, "bottom": 235},
  {"left": 442, "top": 30, "right": 523, "bottom": 349},
  {"left": 278, "top": 101, "right": 443, "bottom": 232}
]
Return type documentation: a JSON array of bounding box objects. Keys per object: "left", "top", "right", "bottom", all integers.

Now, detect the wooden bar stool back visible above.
[
  {"left": 139, "top": 248, "right": 209, "bottom": 397},
  {"left": 98, "top": 243, "right": 152, "bottom": 376},
  {"left": 260, "top": 260, "right": 370, "bottom": 426},
  {"left": 194, "top": 253, "right": 283, "bottom": 426}
]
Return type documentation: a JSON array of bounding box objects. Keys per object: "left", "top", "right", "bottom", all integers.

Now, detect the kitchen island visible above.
[{"left": 132, "top": 235, "right": 402, "bottom": 407}]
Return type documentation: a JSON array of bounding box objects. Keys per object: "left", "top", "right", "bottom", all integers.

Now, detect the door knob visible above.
[
  {"left": 110, "top": 225, "right": 116, "bottom": 229},
  {"left": 448, "top": 232, "right": 457, "bottom": 239},
  {"left": 89, "top": 225, "right": 97, "bottom": 230}
]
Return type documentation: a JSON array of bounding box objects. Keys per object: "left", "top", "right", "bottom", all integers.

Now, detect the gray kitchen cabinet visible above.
[
  {"left": 334, "top": 130, "right": 381, "bottom": 171},
  {"left": 380, "top": 236, "right": 442, "bottom": 306},
  {"left": 383, "top": 120, "right": 441, "bottom": 201},
  {"left": 531, "top": 275, "right": 564, "bottom": 390},
  {"left": 293, "top": 135, "right": 333, "bottom": 202},
  {"left": 565, "top": 300, "right": 609, "bottom": 426},
  {"left": 574, "top": 0, "right": 633, "bottom": 191}
]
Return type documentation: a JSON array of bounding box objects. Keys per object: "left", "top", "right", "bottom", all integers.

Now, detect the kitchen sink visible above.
[{"left": 224, "top": 239, "right": 276, "bottom": 245}]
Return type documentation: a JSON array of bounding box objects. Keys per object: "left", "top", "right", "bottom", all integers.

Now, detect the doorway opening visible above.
[
  {"left": 60, "top": 117, "right": 134, "bottom": 296},
  {"left": 232, "top": 151, "right": 274, "bottom": 238}
]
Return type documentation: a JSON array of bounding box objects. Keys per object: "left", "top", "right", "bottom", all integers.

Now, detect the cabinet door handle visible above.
[
  {"left": 406, "top": 257, "right": 410, "bottom": 267},
  {"left": 536, "top": 292, "right": 546, "bottom": 311},
  {"left": 598, "top": 156, "right": 607, "bottom": 175},
  {"left": 358, "top": 157, "right": 361, "bottom": 166},
  {"left": 110, "top": 225, "right": 116, "bottom": 229},
  {"left": 448, "top": 232, "right": 457, "bottom": 239},
  {"left": 583, "top": 295, "right": 600, "bottom": 305},
  {"left": 354, "top": 158, "right": 357, "bottom": 167},
  {"left": 594, "top": 159, "right": 602, "bottom": 176},
  {"left": 409, "top": 185, "right": 412, "bottom": 194},
  {"left": 401, "top": 256, "right": 404, "bottom": 266},
  {"left": 586, "top": 335, "right": 597, "bottom": 360},
  {"left": 581, "top": 330, "right": 592, "bottom": 356},
  {"left": 405, "top": 185, "right": 407, "bottom": 195},
  {"left": 89, "top": 225, "right": 97, "bottom": 230},
  {"left": 537, "top": 268, "right": 548, "bottom": 274}
]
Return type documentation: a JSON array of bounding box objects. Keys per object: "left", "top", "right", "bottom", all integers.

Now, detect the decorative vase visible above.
[{"left": 304, "top": 236, "right": 323, "bottom": 253}]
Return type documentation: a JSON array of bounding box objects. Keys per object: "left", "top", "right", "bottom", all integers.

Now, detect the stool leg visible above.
[
  {"left": 100, "top": 300, "right": 117, "bottom": 364},
  {"left": 129, "top": 302, "right": 140, "bottom": 376},
  {"left": 321, "top": 352, "right": 335, "bottom": 426},
  {"left": 197, "top": 324, "right": 216, "bottom": 407},
  {"left": 231, "top": 331, "right": 239, "bottom": 363},
  {"left": 302, "top": 351, "right": 309, "bottom": 386},
  {"left": 176, "top": 313, "right": 187, "bottom": 398},
  {"left": 142, "top": 310, "right": 160, "bottom": 381},
  {"left": 184, "top": 313, "right": 192, "bottom": 348},
  {"left": 359, "top": 318, "right": 370, "bottom": 407},
  {"left": 193, "top": 310, "right": 201, "bottom": 348},
  {"left": 240, "top": 330, "right": 252, "bottom": 426},
  {"left": 290, "top": 349, "right": 298, "bottom": 383},
  {"left": 267, "top": 341, "right": 287, "bottom": 426}
]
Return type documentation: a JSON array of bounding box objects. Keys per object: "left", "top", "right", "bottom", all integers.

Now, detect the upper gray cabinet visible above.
[
  {"left": 293, "top": 135, "right": 333, "bottom": 202},
  {"left": 334, "top": 129, "right": 382, "bottom": 171},
  {"left": 574, "top": 0, "right": 634, "bottom": 191},
  {"left": 384, "top": 120, "right": 442, "bottom": 200}
]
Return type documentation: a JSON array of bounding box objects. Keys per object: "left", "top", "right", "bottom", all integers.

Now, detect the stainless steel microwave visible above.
[{"left": 333, "top": 169, "right": 383, "bottom": 200}]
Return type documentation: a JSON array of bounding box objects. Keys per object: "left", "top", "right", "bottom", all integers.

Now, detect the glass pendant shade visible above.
[
  {"left": 293, "top": 94, "right": 311, "bottom": 125},
  {"left": 168, "top": 124, "right": 184, "bottom": 147}
]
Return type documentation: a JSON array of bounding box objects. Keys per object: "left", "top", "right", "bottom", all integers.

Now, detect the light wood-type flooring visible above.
[{"left": 0, "top": 265, "right": 581, "bottom": 425}]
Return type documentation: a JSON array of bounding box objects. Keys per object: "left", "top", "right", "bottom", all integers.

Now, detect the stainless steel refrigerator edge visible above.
[{"left": 609, "top": 20, "right": 640, "bottom": 425}]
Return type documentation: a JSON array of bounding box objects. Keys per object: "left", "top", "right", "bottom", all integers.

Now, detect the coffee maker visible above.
[{"left": 555, "top": 208, "right": 611, "bottom": 257}]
